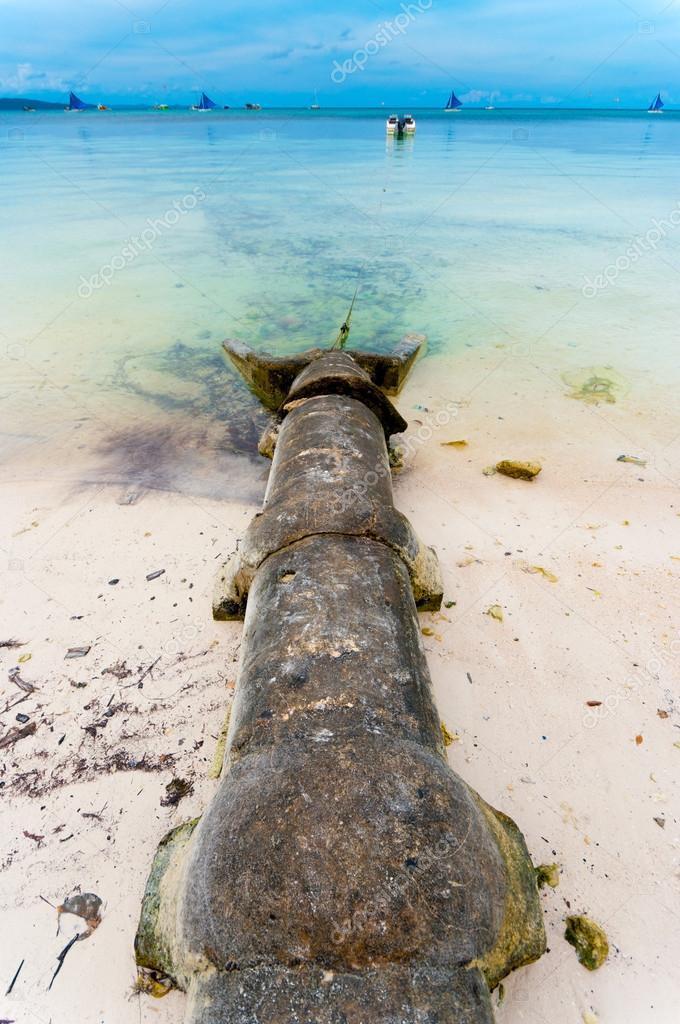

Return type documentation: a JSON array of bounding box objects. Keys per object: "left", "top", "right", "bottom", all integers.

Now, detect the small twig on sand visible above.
[
  {"left": 0, "top": 639, "right": 25, "bottom": 649},
  {"left": 5, "top": 958, "right": 24, "bottom": 995},
  {"left": 1, "top": 693, "right": 29, "bottom": 715},
  {"left": 137, "top": 656, "right": 161, "bottom": 687},
  {"left": 48, "top": 934, "right": 80, "bottom": 991},
  {"left": 39, "top": 895, "right": 56, "bottom": 908}
]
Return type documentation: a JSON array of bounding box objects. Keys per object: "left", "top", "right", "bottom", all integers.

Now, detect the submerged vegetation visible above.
[{"left": 562, "top": 366, "right": 628, "bottom": 405}]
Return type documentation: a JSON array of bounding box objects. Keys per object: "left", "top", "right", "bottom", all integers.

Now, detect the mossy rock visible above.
[
  {"left": 564, "top": 914, "right": 609, "bottom": 970},
  {"left": 135, "top": 817, "right": 199, "bottom": 983},
  {"left": 495, "top": 460, "right": 542, "bottom": 481}
]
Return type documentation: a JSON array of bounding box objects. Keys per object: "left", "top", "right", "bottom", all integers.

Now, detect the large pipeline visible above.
[{"left": 135, "top": 342, "right": 545, "bottom": 1023}]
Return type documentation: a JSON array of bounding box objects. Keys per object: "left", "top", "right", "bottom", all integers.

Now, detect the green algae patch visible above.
[
  {"left": 564, "top": 915, "right": 609, "bottom": 970},
  {"left": 535, "top": 863, "right": 560, "bottom": 889},
  {"left": 208, "top": 706, "right": 232, "bottom": 779},
  {"left": 470, "top": 794, "right": 546, "bottom": 989},
  {"left": 495, "top": 460, "right": 542, "bottom": 481},
  {"left": 133, "top": 969, "right": 174, "bottom": 998},
  {"left": 562, "top": 366, "right": 627, "bottom": 406},
  {"left": 440, "top": 721, "right": 459, "bottom": 747},
  {"left": 135, "top": 817, "right": 199, "bottom": 982}
]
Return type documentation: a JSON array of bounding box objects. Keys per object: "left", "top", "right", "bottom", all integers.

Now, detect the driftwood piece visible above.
[{"left": 135, "top": 343, "right": 545, "bottom": 1022}]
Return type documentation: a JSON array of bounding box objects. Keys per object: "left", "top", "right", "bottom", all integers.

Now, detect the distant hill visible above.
[{"left": 0, "top": 97, "right": 64, "bottom": 110}]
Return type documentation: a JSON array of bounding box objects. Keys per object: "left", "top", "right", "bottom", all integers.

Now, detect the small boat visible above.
[
  {"left": 485, "top": 105, "right": 495, "bottom": 110},
  {"left": 65, "top": 91, "right": 88, "bottom": 112},
  {"left": 97, "top": 104, "right": 110, "bottom": 110},
  {"left": 154, "top": 103, "right": 169, "bottom": 111},
  {"left": 647, "top": 92, "right": 664, "bottom": 114},
  {"left": 191, "top": 92, "right": 217, "bottom": 111},
  {"left": 245, "top": 102, "right": 262, "bottom": 110},
  {"left": 386, "top": 114, "right": 416, "bottom": 137},
  {"left": 444, "top": 90, "right": 463, "bottom": 112},
  {"left": 310, "top": 91, "right": 320, "bottom": 110},
  {"left": 23, "top": 105, "right": 36, "bottom": 112}
]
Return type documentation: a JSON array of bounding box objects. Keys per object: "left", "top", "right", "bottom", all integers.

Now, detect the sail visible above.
[
  {"left": 198, "top": 92, "right": 217, "bottom": 110},
  {"left": 68, "top": 91, "right": 87, "bottom": 110},
  {"left": 650, "top": 92, "right": 664, "bottom": 111},
  {"left": 445, "top": 90, "right": 462, "bottom": 110}
]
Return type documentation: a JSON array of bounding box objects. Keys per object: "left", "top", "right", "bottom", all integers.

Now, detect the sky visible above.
[{"left": 0, "top": 0, "right": 678, "bottom": 107}]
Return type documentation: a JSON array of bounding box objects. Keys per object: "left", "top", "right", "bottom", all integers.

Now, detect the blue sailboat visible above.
[
  {"left": 65, "top": 91, "right": 88, "bottom": 111},
  {"left": 444, "top": 90, "right": 462, "bottom": 112},
  {"left": 647, "top": 92, "right": 664, "bottom": 114},
  {"left": 192, "top": 92, "right": 217, "bottom": 111}
]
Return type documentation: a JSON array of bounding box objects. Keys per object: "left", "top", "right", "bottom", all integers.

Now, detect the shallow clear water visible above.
[{"left": 2, "top": 108, "right": 679, "bottom": 497}]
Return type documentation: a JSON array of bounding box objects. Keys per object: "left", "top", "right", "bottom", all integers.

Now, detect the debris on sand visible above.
[
  {"left": 441, "top": 439, "right": 468, "bottom": 448},
  {"left": 5, "top": 957, "right": 24, "bottom": 995},
  {"left": 0, "top": 639, "right": 25, "bottom": 649},
  {"left": 57, "top": 891, "right": 103, "bottom": 934},
  {"left": 65, "top": 646, "right": 91, "bottom": 660},
  {"left": 160, "top": 777, "right": 193, "bottom": 807},
  {"left": 617, "top": 454, "right": 647, "bottom": 467},
  {"left": 535, "top": 863, "right": 560, "bottom": 889},
  {"left": 8, "top": 666, "right": 37, "bottom": 693},
  {"left": 49, "top": 892, "right": 103, "bottom": 990},
  {"left": 102, "top": 660, "right": 132, "bottom": 681},
  {"left": 146, "top": 569, "right": 166, "bottom": 582},
  {"left": 495, "top": 460, "right": 542, "bottom": 481},
  {"left": 486, "top": 604, "right": 504, "bottom": 622},
  {"left": 0, "top": 721, "right": 36, "bottom": 750},
  {"left": 520, "top": 563, "right": 558, "bottom": 583},
  {"left": 23, "top": 830, "right": 45, "bottom": 845},
  {"left": 564, "top": 915, "right": 609, "bottom": 970}
]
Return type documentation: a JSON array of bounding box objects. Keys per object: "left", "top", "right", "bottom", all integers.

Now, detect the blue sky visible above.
[{"left": 0, "top": 0, "right": 678, "bottom": 106}]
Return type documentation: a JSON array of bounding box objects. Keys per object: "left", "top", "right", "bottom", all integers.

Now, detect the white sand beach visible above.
[{"left": 1, "top": 339, "right": 678, "bottom": 1022}]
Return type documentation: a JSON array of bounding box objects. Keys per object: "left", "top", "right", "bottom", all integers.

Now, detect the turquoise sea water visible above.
[{"left": 2, "top": 108, "right": 679, "bottom": 497}]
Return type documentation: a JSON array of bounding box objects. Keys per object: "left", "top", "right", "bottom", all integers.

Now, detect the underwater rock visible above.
[
  {"left": 564, "top": 915, "right": 609, "bottom": 970},
  {"left": 495, "top": 460, "right": 542, "bottom": 481}
]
